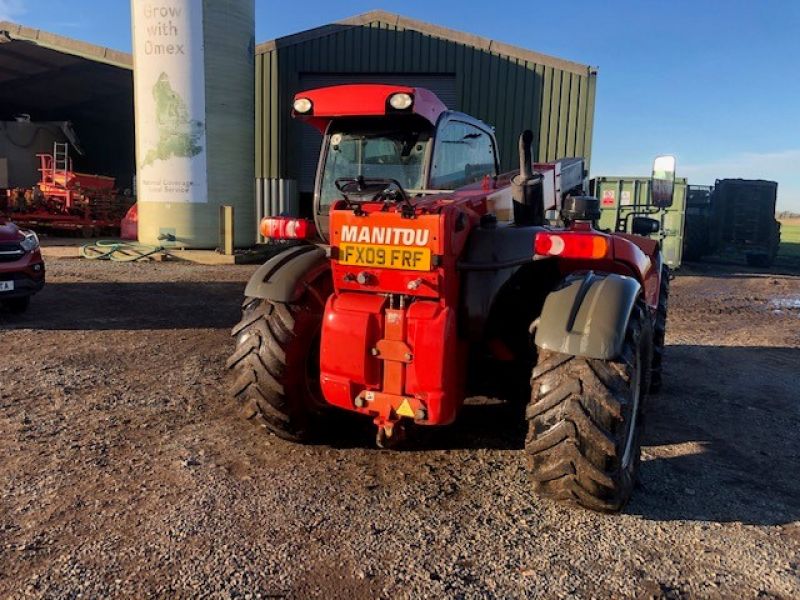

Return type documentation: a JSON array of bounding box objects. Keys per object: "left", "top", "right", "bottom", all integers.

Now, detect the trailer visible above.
[
  {"left": 590, "top": 176, "right": 687, "bottom": 268},
  {"left": 714, "top": 179, "right": 780, "bottom": 267}
]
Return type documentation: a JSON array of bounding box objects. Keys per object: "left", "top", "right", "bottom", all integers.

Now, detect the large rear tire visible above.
[
  {"left": 226, "top": 273, "right": 331, "bottom": 442},
  {"left": 526, "top": 303, "right": 652, "bottom": 512}
]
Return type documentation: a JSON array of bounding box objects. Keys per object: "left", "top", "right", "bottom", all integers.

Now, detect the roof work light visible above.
[
  {"left": 388, "top": 92, "right": 413, "bottom": 110},
  {"left": 293, "top": 97, "right": 313, "bottom": 114}
]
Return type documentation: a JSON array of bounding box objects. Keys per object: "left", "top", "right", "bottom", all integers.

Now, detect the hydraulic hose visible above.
[{"left": 80, "top": 240, "right": 164, "bottom": 262}]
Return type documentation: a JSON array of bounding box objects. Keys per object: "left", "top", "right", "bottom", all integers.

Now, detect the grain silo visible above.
[{"left": 131, "top": 0, "right": 255, "bottom": 248}]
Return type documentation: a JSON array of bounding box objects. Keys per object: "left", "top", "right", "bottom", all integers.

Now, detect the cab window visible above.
[
  {"left": 430, "top": 121, "right": 497, "bottom": 189},
  {"left": 317, "top": 121, "right": 431, "bottom": 212}
]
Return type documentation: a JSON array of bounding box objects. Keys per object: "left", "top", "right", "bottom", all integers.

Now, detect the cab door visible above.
[{"left": 429, "top": 117, "right": 498, "bottom": 190}]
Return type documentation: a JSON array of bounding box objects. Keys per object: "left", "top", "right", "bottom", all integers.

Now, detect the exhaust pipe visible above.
[
  {"left": 511, "top": 130, "right": 544, "bottom": 226},
  {"left": 519, "top": 129, "right": 534, "bottom": 180}
]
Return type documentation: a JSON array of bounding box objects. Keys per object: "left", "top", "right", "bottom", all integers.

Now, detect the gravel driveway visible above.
[{"left": 1, "top": 257, "right": 798, "bottom": 599}]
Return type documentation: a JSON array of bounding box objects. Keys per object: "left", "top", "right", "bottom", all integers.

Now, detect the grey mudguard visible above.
[
  {"left": 244, "top": 244, "right": 327, "bottom": 302},
  {"left": 534, "top": 271, "right": 641, "bottom": 360}
]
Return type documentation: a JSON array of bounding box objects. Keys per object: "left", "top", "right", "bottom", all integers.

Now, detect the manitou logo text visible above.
[{"left": 340, "top": 225, "right": 430, "bottom": 246}]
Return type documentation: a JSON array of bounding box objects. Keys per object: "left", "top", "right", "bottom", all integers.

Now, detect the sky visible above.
[{"left": 2, "top": 0, "right": 799, "bottom": 210}]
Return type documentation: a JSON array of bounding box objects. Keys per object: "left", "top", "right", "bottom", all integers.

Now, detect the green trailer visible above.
[{"left": 589, "top": 176, "right": 687, "bottom": 268}]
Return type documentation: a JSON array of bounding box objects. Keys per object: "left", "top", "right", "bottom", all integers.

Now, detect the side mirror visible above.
[
  {"left": 632, "top": 216, "right": 660, "bottom": 236},
  {"left": 651, "top": 155, "right": 676, "bottom": 208}
]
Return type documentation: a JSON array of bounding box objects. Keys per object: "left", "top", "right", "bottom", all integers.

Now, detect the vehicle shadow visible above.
[
  {"left": 359, "top": 344, "right": 800, "bottom": 526},
  {"left": 9, "top": 278, "right": 799, "bottom": 526},
  {"left": 628, "top": 344, "right": 800, "bottom": 525},
  {"left": 313, "top": 394, "right": 528, "bottom": 451},
  {"left": 410, "top": 398, "right": 527, "bottom": 451},
  {"left": 0, "top": 281, "right": 246, "bottom": 330},
  {"left": 681, "top": 255, "right": 800, "bottom": 279}
]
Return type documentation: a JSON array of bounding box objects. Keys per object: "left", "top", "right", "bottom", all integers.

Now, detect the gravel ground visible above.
[{"left": 1, "top": 256, "right": 799, "bottom": 599}]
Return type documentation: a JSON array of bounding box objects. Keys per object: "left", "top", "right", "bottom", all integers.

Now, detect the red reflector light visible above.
[
  {"left": 260, "top": 217, "right": 315, "bottom": 240},
  {"left": 534, "top": 232, "right": 610, "bottom": 259}
]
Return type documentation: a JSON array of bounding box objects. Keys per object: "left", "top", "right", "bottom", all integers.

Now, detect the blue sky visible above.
[{"left": 3, "top": 0, "right": 799, "bottom": 209}]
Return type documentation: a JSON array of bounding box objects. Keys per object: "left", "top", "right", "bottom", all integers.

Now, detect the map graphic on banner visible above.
[
  {"left": 133, "top": 0, "right": 207, "bottom": 203},
  {"left": 141, "top": 73, "right": 204, "bottom": 168}
]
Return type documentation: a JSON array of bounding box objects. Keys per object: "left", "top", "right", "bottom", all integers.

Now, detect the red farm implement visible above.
[{"left": 1, "top": 142, "right": 132, "bottom": 236}]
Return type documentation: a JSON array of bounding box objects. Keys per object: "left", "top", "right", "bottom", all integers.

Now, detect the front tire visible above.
[
  {"left": 526, "top": 303, "right": 652, "bottom": 511},
  {"left": 226, "top": 273, "right": 331, "bottom": 442}
]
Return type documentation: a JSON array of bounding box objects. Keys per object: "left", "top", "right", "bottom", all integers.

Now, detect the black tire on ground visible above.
[
  {"left": 650, "top": 265, "right": 669, "bottom": 394},
  {"left": 2, "top": 296, "right": 30, "bottom": 313},
  {"left": 526, "top": 302, "right": 652, "bottom": 512},
  {"left": 226, "top": 272, "right": 331, "bottom": 442}
]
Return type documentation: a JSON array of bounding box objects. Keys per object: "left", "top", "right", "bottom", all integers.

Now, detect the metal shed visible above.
[
  {"left": 0, "top": 22, "right": 135, "bottom": 189},
  {"left": 255, "top": 10, "right": 598, "bottom": 207}
]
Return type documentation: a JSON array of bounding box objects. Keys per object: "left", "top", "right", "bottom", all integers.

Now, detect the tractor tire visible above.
[
  {"left": 226, "top": 273, "right": 331, "bottom": 442},
  {"left": 649, "top": 265, "right": 669, "bottom": 394},
  {"left": 526, "top": 302, "right": 652, "bottom": 512}
]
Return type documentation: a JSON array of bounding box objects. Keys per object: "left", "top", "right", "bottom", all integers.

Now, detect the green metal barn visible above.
[
  {"left": 1, "top": 11, "right": 597, "bottom": 238},
  {"left": 255, "top": 10, "right": 598, "bottom": 213}
]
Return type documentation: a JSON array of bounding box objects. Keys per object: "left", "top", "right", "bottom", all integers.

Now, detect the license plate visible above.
[
  {"left": 338, "top": 243, "right": 432, "bottom": 271},
  {"left": 0, "top": 281, "right": 14, "bottom": 292}
]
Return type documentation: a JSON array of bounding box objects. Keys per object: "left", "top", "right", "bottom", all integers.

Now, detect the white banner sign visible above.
[{"left": 132, "top": 0, "right": 207, "bottom": 203}]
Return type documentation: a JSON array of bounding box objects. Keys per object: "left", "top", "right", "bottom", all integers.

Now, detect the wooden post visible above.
[{"left": 219, "top": 205, "right": 234, "bottom": 255}]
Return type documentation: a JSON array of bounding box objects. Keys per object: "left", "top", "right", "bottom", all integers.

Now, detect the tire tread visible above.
[
  {"left": 227, "top": 282, "right": 328, "bottom": 442},
  {"left": 526, "top": 304, "right": 650, "bottom": 512}
]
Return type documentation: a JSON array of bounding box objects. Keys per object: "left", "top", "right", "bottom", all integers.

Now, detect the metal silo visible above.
[{"left": 131, "top": 0, "right": 255, "bottom": 248}]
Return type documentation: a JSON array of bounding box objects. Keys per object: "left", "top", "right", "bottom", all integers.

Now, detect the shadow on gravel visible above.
[
  {"left": 410, "top": 399, "right": 527, "bottom": 451},
  {"left": 314, "top": 399, "right": 527, "bottom": 451},
  {"left": 0, "top": 281, "right": 245, "bottom": 330},
  {"left": 321, "top": 344, "right": 800, "bottom": 526},
  {"left": 631, "top": 345, "right": 800, "bottom": 526},
  {"left": 680, "top": 259, "right": 800, "bottom": 279}
]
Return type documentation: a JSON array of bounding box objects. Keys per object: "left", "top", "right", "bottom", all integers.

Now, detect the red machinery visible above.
[
  {"left": 2, "top": 142, "right": 132, "bottom": 236},
  {"left": 228, "top": 84, "right": 675, "bottom": 511}
]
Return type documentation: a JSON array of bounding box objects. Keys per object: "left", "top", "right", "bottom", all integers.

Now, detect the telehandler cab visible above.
[{"left": 228, "top": 84, "right": 673, "bottom": 511}]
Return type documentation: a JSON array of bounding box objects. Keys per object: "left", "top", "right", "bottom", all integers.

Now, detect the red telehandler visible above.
[{"left": 228, "top": 84, "right": 673, "bottom": 511}]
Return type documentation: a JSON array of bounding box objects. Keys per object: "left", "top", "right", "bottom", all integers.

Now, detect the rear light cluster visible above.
[
  {"left": 260, "top": 216, "right": 315, "bottom": 240},
  {"left": 535, "top": 232, "right": 610, "bottom": 259}
]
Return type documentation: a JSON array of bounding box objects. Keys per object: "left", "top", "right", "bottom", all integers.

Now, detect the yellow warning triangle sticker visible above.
[{"left": 396, "top": 399, "right": 415, "bottom": 418}]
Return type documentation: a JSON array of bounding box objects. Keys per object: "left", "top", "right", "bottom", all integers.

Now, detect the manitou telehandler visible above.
[{"left": 228, "top": 84, "right": 673, "bottom": 511}]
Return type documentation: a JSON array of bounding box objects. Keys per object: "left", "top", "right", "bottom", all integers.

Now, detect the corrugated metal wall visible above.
[{"left": 254, "top": 17, "right": 596, "bottom": 185}]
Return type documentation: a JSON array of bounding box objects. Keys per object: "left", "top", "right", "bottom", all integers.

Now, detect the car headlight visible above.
[{"left": 20, "top": 230, "right": 39, "bottom": 252}]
